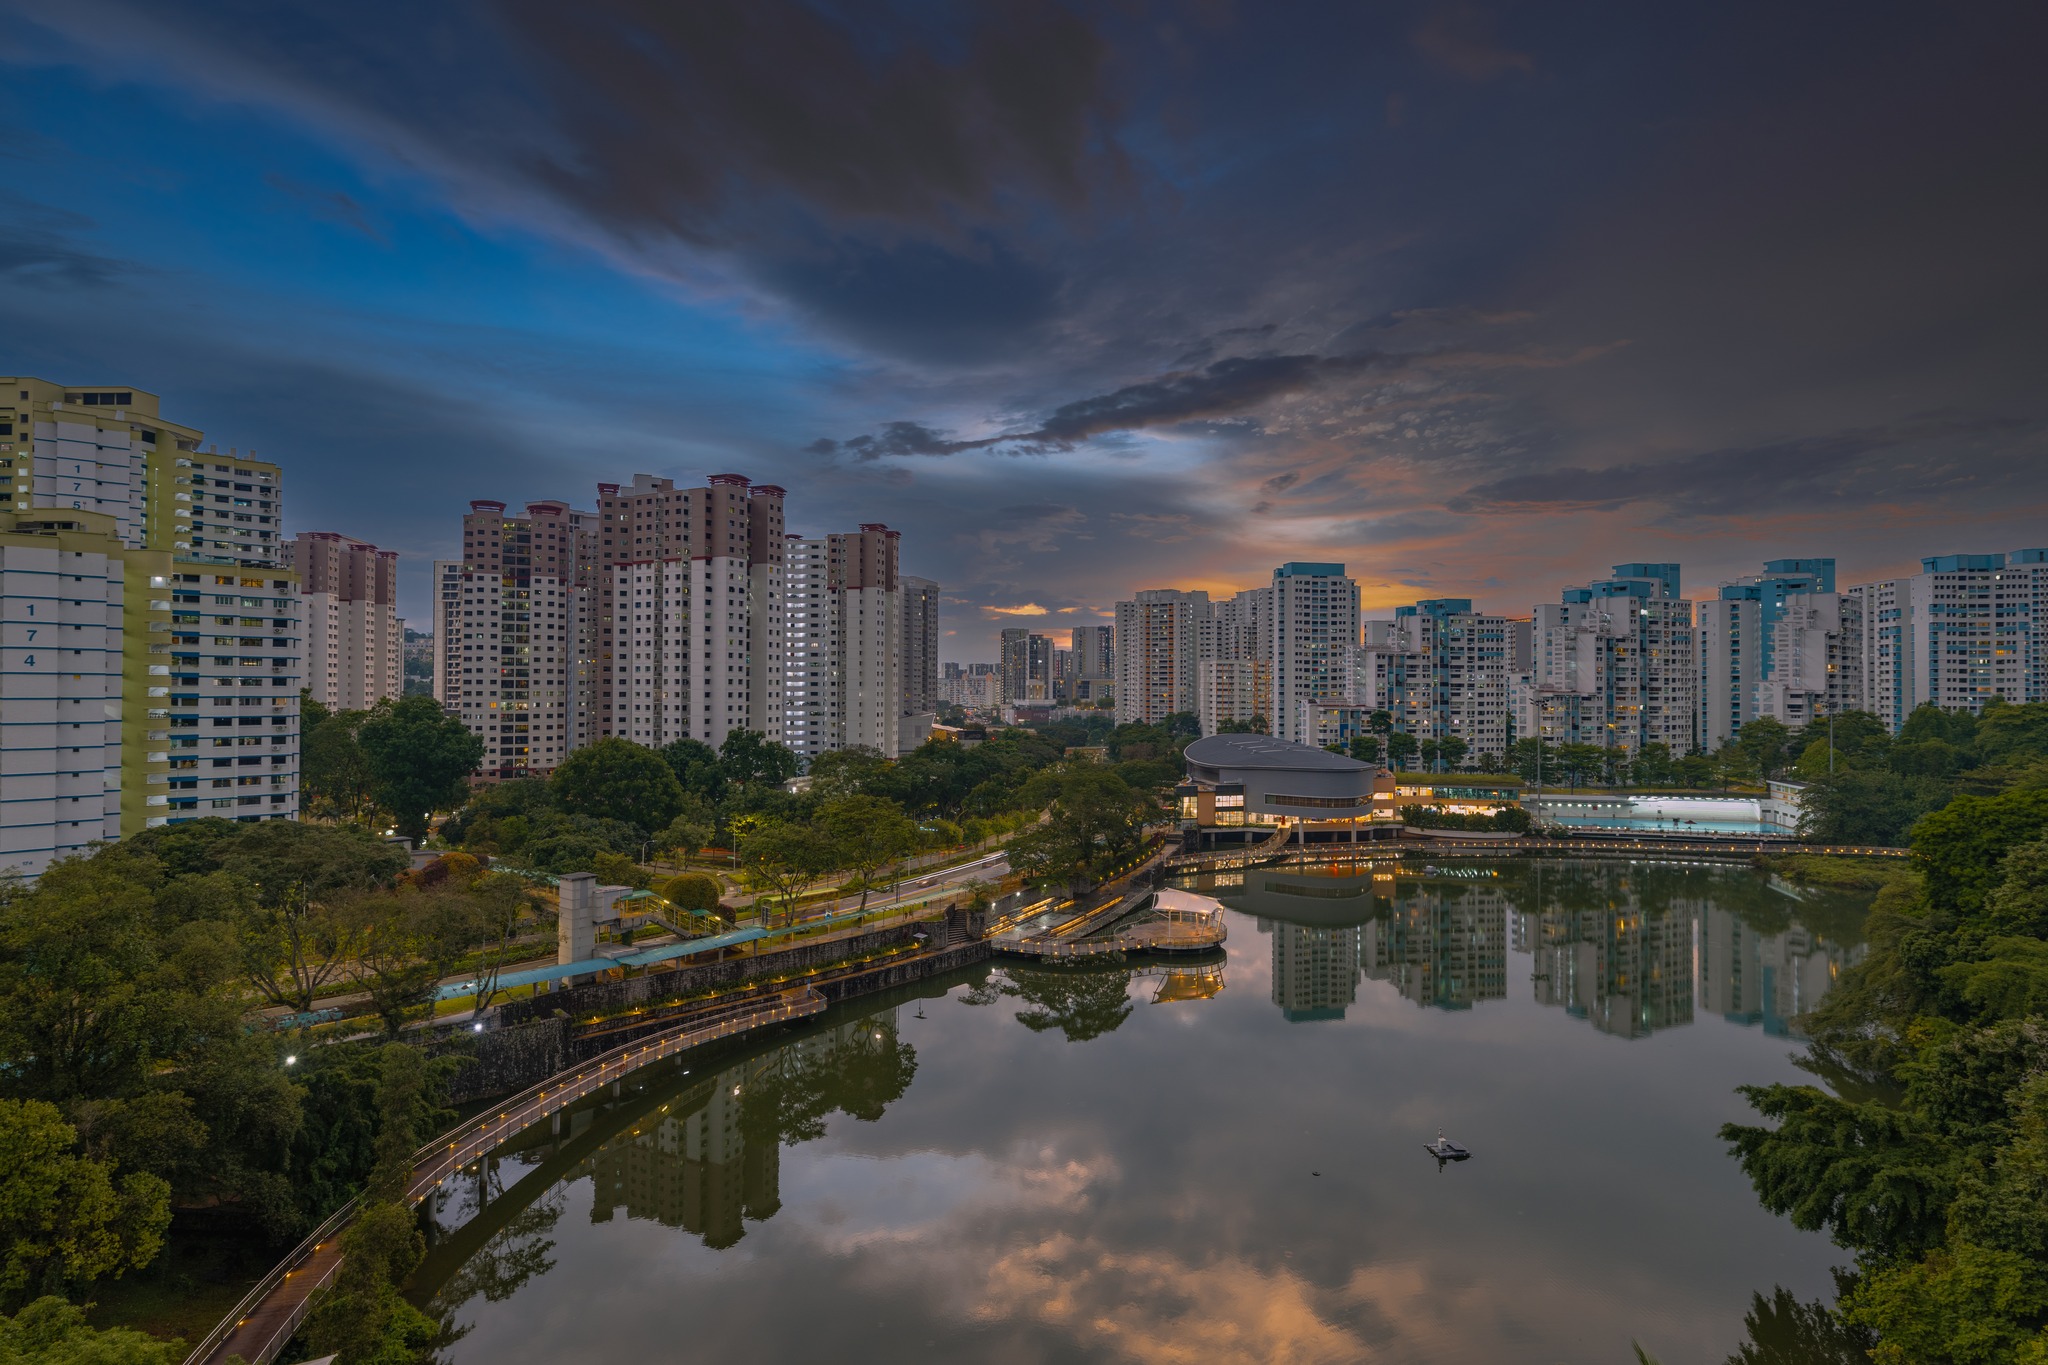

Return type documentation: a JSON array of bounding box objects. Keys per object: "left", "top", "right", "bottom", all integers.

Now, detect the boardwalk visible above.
[{"left": 187, "top": 987, "right": 827, "bottom": 1365}]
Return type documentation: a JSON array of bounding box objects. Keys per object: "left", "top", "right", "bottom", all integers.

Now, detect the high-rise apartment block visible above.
[
  {"left": 1760, "top": 588, "right": 1864, "bottom": 730},
  {"left": 783, "top": 524, "right": 920, "bottom": 758},
  {"left": 0, "top": 378, "right": 302, "bottom": 877},
  {"left": 1523, "top": 563, "right": 1696, "bottom": 757},
  {"left": 1196, "top": 658, "right": 1270, "bottom": 735},
  {"left": 1697, "top": 560, "right": 1835, "bottom": 749},
  {"left": 1269, "top": 563, "right": 1359, "bottom": 746},
  {"left": 902, "top": 576, "right": 939, "bottom": 721},
  {"left": 285, "top": 532, "right": 401, "bottom": 711},
  {"left": 0, "top": 511, "right": 127, "bottom": 875},
  {"left": 1114, "top": 589, "right": 1210, "bottom": 724},
  {"left": 1351, "top": 598, "right": 1510, "bottom": 760},
  {"left": 999, "top": 627, "right": 1057, "bottom": 706},
  {"left": 435, "top": 497, "right": 591, "bottom": 778},
  {"left": 1849, "top": 549, "right": 2048, "bottom": 730},
  {"left": 438, "top": 474, "right": 924, "bottom": 775}
]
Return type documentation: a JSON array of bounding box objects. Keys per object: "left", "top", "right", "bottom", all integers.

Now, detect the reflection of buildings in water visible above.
[
  {"left": 1261, "top": 918, "right": 1363, "bottom": 1021},
  {"left": 585, "top": 1056, "right": 779, "bottom": 1250},
  {"left": 1214, "top": 866, "right": 1385, "bottom": 928},
  {"left": 1520, "top": 901, "right": 1695, "bottom": 1039},
  {"left": 582, "top": 1014, "right": 891, "bottom": 1249},
  {"left": 1697, "top": 906, "right": 1858, "bottom": 1039},
  {"left": 1362, "top": 886, "right": 1509, "bottom": 1011}
]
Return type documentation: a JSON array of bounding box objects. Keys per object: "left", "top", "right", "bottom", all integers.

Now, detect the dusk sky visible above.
[{"left": 3, "top": 0, "right": 2042, "bottom": 660}]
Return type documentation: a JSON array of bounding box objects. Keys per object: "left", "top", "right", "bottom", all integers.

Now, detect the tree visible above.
[
  {"left": 357, "top": 694, "right": 487, "bottom": 842},
  {"left": 718, "top": 729, "right": 801, "bottom": 789},
  {"left": 1632, "top": 742, "right": 1676, "bottom": 788},
  {"left": 1384, "top": 730, "right": 1420, "bottom": 770},
  {"left": 1348, "top": 735, "right": 1382, "bottom": 765},
  {"left": 660, "top": 873, "right": 723, "bottom": 914},
  {"left": 731, "top": 816, "right": 832, "bottom": 927},
  {"left": 550, "top": 737, "right": 685, "bottom": 834},
  {"left": 654, "top": 793, "right": 718, "bottom": 861},
  {"left": 0, "top": 1100, "right": 169, "bottom": 1303},
  {"left": 221, "top": 822, "right": 408, "bottom": 1011},
  {"left": 0, "top": 1296, "right": 179, "bottom": 1364},
  {"left": 1419, "top": 738, "right": 1440, "bottom": 772},
  {"left": 1007, "top": 768, "right": 1154, "bottom": 896},
  {"left": 1437, "top": 735, "right": 1470, "bottom": 771},
  {"left": 301, "top": 707, "right": 375, "bottom": 822},
  {"left": 344, "top": 890, "right": 486, "bottom": 1036},
  {"left": 658, "top": 737, "right": 726, "bottom": 802},
  {"left": 1731, "top": 716, "right": 1796, "bottom": 785},
  {"left": 1217, "top": 714, "right": 1267, "bottom": 735},
  {"left": 465, "top": 871, "right": 540, "bottom": 1018},
  {"left": 299, "top": 1044, "right": 441, "bottom": 1365},
  {"left": 806, "top": 747, "right": 891, "bottom": 801},
  {"left": 817, "top": 795, "right": 919, "bottom": 913}
]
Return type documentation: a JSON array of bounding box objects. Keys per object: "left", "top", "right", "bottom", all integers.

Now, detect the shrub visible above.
[{"left": 661, "top": 873, "right": 722, "bottom": 912}]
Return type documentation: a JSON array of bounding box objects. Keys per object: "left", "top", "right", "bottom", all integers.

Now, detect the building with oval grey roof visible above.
[{"left": 1178, "top": 733, "right": 1398, "bottom": 846}]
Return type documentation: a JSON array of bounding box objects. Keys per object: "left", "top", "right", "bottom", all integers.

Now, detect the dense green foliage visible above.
[
  {"left": 355, "top": 695, "right": 487, "bottom": 842},
  {"left": 549, "top": 737, "right": 687, "bottom": 833},
  {"left": 1795, "top": 701, "right": 2048, "bottom": 846},
  {"left": 1006, "top": 767, "right": 1156, "bottom": 895},
  {"left": 1722, "top": 774, "right": 2048, "bottom": 1361},
  {"left": 0, "top": 1296, "right": 179, "bottom": 1364},
  {"left": 1397, "top": 804, "right": 1531, "bottom": 832}
]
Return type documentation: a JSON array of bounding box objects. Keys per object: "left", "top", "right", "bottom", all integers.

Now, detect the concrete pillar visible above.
[{"left": 559, "top": 873, "right": 597, "bottom": 965}]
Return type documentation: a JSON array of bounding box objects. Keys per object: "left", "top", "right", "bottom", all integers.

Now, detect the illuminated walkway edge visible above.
[{"left": 185, "top": 986, "right": 827, "bottom": 1365}]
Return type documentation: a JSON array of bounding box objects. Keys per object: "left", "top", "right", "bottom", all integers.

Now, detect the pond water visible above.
[{"left": 413, "top": 859, "right": 1871, "bottom": 1365}]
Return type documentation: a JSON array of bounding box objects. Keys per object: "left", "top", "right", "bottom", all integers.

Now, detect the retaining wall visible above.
[
  {"left": 494, "top": 923, "right": 926, "bottom": 1029},
  {"left": 448, "top": 935, "right": 992, "bottom": 1100}
]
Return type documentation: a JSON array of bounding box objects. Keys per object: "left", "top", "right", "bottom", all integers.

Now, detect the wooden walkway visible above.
[{"left": 186, "top": 987, "right": 827, "bottom": 1365}]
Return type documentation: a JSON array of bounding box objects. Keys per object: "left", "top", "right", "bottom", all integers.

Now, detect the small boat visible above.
[{"left": 1424, "top": 1130, "right": 1470, "bottom": 1161}]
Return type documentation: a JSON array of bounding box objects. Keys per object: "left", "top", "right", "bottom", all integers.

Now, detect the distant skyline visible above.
[{"left": 2, "top": 0, "right": 2042, "bottom": 661}]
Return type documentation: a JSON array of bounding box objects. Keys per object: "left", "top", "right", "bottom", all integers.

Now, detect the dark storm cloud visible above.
[
  {"left": 818, "top": 341, "right": 1616, "bottom": 459},
  {"left": 493, "top": 0, "right": 1125, "bottom": 237},
  {"left": 1410, "top": 2, "right": 1534, "bottom": 81},
  {"left": 1448, "top": 415, "right": 2043, "bottom": 517},
  {"left": 0, "top": 195, "right": 132, "bottom": 288},
  {"left": 820, "top": 350, "right": 1409, "bottom": 458}
]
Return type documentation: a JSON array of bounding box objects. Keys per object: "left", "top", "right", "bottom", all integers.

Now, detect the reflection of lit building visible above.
[
  {"left": 586, "top": 1055, "right": 780, "bottom": 1249},
  {"left": 1263, "top": 919, "right": 1363, "bottom": 1021},
  {"left": 1524, "top": 902, "right": 1694, "bottom": 1039},
  {"left": 581, "top": 1011, "right": 900, "bottom": 1249},
  {"left": 1142, "top": 962, "right": 1226, "bottom": 1003},
  {"left": 1697, "top": 906, "right": 1858, "bottom": 1038},
  {"left": 1363, "top": 886, "right": 1509, "bottom": 1010}
]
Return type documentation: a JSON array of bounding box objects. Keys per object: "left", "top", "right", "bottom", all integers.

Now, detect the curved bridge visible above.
[{"left": 186, "top": 986, "right": 827, "bottom": 1365}]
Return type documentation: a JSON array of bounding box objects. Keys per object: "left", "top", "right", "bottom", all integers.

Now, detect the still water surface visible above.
[{"left": 415, "top": 860, "right": 1870, "bottom": 1365}]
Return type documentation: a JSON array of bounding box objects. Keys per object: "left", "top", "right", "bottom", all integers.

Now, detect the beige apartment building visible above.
[{"left": 285, "top": 532, "right": 401, "bottom": 711}]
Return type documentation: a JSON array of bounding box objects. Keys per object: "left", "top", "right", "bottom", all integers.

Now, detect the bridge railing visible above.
[{"left": 186, "top": 986, "right": 827, "bottom": 1365}]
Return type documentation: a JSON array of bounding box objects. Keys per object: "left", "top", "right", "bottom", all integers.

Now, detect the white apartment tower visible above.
[
  {"left": 285, "top": 532, "right": 402, "bottom": 711},
  {"left": 1270, "top": 562, "right": 1359, "bottom": 746},
  {"left": 1352, "top": 598, "right": 1510, "bottom": 761},
  {"left": 779, "top": 525, "right": 912, "bottom": 760},
  {"left": 2, "top": 379, "right": 301, "bottom": 862},
  {"left": 1524, "top": 563, "right": 1696, "bottom": 757},
  {"left": 437, "top": 498, "right": 588, "bottom": 778},
  {"left": 1114, "top": 589, "right": 1211, "bottom": 724},
  {"left": 1760, "top": 590, "right": 1864, "bottom": 729},
  {"left": 0, "top": 512, "right": 126, "bottom": 877},
  {"left": 1849, "top": 550, "right": 2048, "bottom": 731}
]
